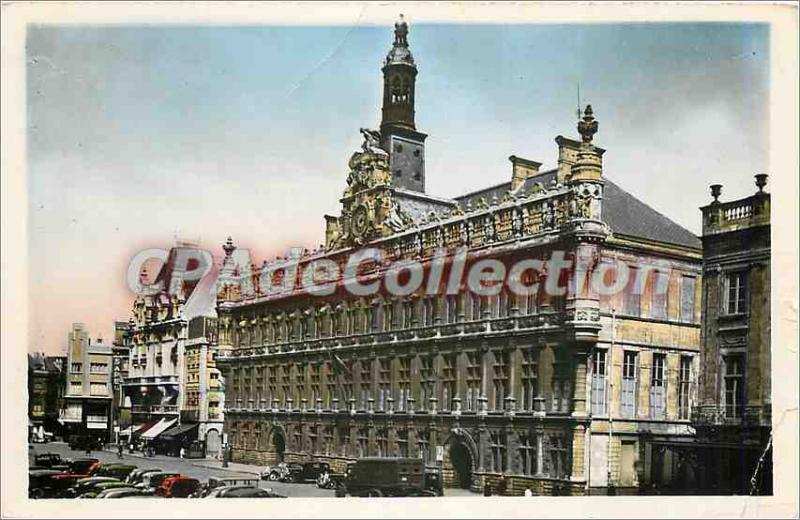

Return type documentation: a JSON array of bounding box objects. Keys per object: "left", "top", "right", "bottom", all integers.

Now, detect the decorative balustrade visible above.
[{"left": 219, "top": 312, "right": 563, "bottom": 361}]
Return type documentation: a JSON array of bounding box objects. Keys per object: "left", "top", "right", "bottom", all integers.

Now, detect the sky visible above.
[{"left": 26, "top": 22, "right": 769, "bottom": 354}]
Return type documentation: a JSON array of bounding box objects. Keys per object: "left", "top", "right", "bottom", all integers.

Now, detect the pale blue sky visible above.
[{"left": 27, "top": 23, "right": 769, "bottom": 353}]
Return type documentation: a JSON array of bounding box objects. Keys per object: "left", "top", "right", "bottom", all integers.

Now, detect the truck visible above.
[{"left": 336, "top": 458, "right": 438, "bottom": 497}]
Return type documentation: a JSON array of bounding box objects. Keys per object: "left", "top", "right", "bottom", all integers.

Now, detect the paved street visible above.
[
  {"left": 30, "top": 442, "right": 335, "bottom": 497},
  {"left": 31, "top": 442, "right": 478, "bottom": 497}
]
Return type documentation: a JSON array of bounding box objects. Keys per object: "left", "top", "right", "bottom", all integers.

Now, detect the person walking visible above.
[
  {"left": 179, "top": 447, "right": 185, "bottom": 459},
  {"left": 117, "top": 443, "right": 124, "bottom": 459}
]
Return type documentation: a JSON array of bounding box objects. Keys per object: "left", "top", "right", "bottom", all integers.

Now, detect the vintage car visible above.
[
  {"left": 33, "top": 453, "right": 63, "bottom": 468},
  {"left": 77, "top": 481, "right": 131, "bottom": 499},
  {"left": 92, "top": 463, "right": 137, "bottom": 480},
  {"left": 126, "top": 468, "right": 162, "bottom": 485},
  {"left": 64, "top": 476, "right": 120, "bottom": 498},
  {"left": 96, "top": 487, "right": 147, "bottom": 499},
  {"left": 155, "top": 476, "right": 200, "bottom": 498},
  {"left": 204, "top": 485, "right": 286, "bottom": 498},
  {"left": 68, "top": 434, "right": 104, "bottom": 452},
  {"left": 28, "top": 469, "right": 63, "bottom": 498},
  {"left": 136, "top": 472, "right": 180, "bottom": 493},
  {"left": 336, "top": 457, "right": 437, "bottom": 497},
  {"left": 66, "top": 458, "right": 99, "bottom": 475}
]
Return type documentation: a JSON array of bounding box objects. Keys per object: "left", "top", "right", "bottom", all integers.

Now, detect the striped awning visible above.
[{"left": 140, "top": 418, "right": 177, "bottom": 439}]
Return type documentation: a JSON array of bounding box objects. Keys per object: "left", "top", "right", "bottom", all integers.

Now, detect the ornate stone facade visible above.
[{"left": 216, "top": 21, "right": 703, "bottom": 495}]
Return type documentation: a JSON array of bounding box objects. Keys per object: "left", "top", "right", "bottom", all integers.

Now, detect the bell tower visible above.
[{"left": 380, "top": 15, "right": 427, "bottom": 193}]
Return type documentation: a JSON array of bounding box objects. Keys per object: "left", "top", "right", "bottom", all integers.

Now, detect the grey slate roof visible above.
[
  {"left": 602, "top": 178, "right": 701, "bottom": 249},
  {"left": 450, "top": 172, "right": 701, "bottom": 250}
]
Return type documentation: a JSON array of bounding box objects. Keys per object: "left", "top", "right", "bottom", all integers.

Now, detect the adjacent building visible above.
[
  {"left": 59, "top": 323, "right": 113, "bottom": 443},
  {"left": 28, "top": 352, "right": 66, "bottom": 440},
  {"left": 124, "top": 243, "right": 224, "bottom": 455},
  {"left": 216, "top": 20, "right": 703, "bottom": 496},
  {"left": 692, "top": 175, "right": 772, "bottom": 494}
]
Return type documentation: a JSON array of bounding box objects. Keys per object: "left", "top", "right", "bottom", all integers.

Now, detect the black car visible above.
[
  {"left": 287, "top": 462, "right": 331, "bottom": 483},
  {"left": 206, "top": 485, "right": 286, "bottom": 498},
  {"left": 29, "top": 469, "right": 62, "bottom": 498},
  {"left": 68, "top": 434, "right": 103, "bottom": 451},
  {"left": 33, "top": 453, "right": 63, "bottom": 468},
  {"left": 67, "top": 457, "right": 99, "bottom": 475}
]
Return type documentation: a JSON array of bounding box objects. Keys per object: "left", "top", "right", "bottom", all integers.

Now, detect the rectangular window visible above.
[
  {"left": 650, "top": 354, "right": 666, "bottom": 419},
  {"left": 378, "top": 358, "right": 391, "bottom": 411},
  {"left": 518, "top": 432, "right": 537, "bottom": 476},
  {"left": 357, "top": 427, "right": 369, "bottom": 457},
  {"left": 621, "top": 351, "right": 638, "bottom": 418},
  {"left": 551, "top": 358, "right": 572, "bottom": 414},
  {"left": 623, "top": 266, "right": 641, "bottom": 316},
  {"left": 549, "top": 434, "right": 570, "bottom": 479},
  {"left": 441, "top": 354, "right": 456, "bottom": 412},
  {"left": 591, "top": 350, "right": 608, "bottom": 416},
  {"left": 397, "top": 357, "right": 410, "bottom": 412},
  {"left": 446, "top": 295, "right": 458, "bottom": 324},
  {"left": 465, "top": 352, "right": 482, "bottom": 412},
  {"left": 680, "top": 276, "right": 697, "bottom": 323},
  {"left": 417, "top": 428, "right": 430, "bottom": 462},
  {"left": 725, "top": 272, "right": 748, "bottom": 315},
  {"left": 490, "top": 431, "right": 506, "bottom": 473},
  {"left": 521, "top": 349, "right": 538, "bottom": 411},
  {"left": 294, "top": 363, "right": 305, "bottom": 408},
  {"left": 678, "top": 356, "right": 693, "bottom": 420},
  {"left": 360, "top": 361, "right": 372, "bottom": 411},
  {"left": 419, "top": 355, "right": 435, "bottom": 411},
  {"left": 493, "top": 351, "right": 510, "bottom": 411},
  {"left": 70, "top": 362, "right": 82, "bottom": 373},
  {"left": 281, "top": 364, "right": 291, "bottom": 409},
  {"left": 397, "top": 428, "right": 409, "bottom": 457},
  {"left": 90, "top": 383, "right": 107, "bottom": 396},
  {"left": 310, "top": 363, "right": 321, "bottom": 409},
  {"left": 89, "top": 362, "right": 108, "bottom": 374},
  {"left": 376, "top": 427, "right": 389, "bottom": 457},
  {"left": 650, "top": 271, "right": 669, "bottom": 320},
  {"left": 724, "top": 355, "right": 745, "bottom": 418}
]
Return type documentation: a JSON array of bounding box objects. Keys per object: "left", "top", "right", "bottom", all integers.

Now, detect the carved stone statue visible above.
[{"left": 359, "top": 128, "right": 387, "bottom": 156}]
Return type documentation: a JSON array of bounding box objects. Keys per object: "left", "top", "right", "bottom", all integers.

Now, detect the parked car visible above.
[
  {"left": 64, "top": 477, "right": 120, "bottom": 498},
  {"left": 126, "top": 468, "right": 162, "bottom": 485},
  {"left": 336, "top": 457, "right": 436, "bottom": 497},
  {"left": 68, "top": 434, "right": 103, "bottom": 451},
  {"left": 286, "top": 461, "right": 330, "bottom": 483},
  {"left": 155, "top": 476, "right": 200, "bottom": 498},
  {"left": 79, "top": 481, "right": 134, "bottom": 499},
  {"left": 317, "top": 463, "right": 353, "bottom": 490},
  {"left": 93, "top": 463, "right": 137, "bottom": 480},
  {"left": 204, "top": 485, "right": 286, "bottom": 498},
  {"left": 47, "top": 474, "right": 92, "bottom": 497},
  {"left": 96, "top": 487, "right": 147, "bottom": 499},
  {"left": 136, "top": 472, "right": 180, "bottom": 493},
  {"left": 33, "top": 453, "right": 63, "bottom": 468},
  {"left": 260, "top": 462, "right": 293, "bottom": 481},
  {"left": 28, "top": 469, "right": 63, "bottom": 498},
  {"left": 66, "top": 458, "right": 99, "bottom": 475}
]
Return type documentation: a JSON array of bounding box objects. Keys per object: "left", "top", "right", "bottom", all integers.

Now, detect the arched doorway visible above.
[
  {"left": 449, "top": 442, "right": 473, "bottom": 489},
  {"left": 205, "top": 429, "right": 221, "bottom": 457},
  {"left": 272, "top": 429, "right": 286, "bottom": 463}
]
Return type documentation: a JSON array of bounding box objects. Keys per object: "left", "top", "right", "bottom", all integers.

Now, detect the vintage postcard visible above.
[{"left": 2, "top": 1, "right": 797, "bottom": 518}]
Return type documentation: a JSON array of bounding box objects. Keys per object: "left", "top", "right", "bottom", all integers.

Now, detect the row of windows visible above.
[
  {"left": 231, "top": 290, "right": 564, "bottom": 348},
  {"left": 610, "top": 270, "right": 698, "bottom": 323},
  {"left": 230, "top": 422, "right": 571, "bottom": 479},
  {"left": 590, "top": 351, "right": 695, "bottom": 420}
]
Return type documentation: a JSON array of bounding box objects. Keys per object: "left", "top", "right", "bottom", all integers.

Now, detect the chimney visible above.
[{"left": 509, "top": 155, "right": 542, "bottom": 191}]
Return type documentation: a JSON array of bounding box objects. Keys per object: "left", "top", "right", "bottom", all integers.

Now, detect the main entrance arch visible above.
[
  {"left": 270, "top": 427, "right": 286, "bottom": 463},
  {"left": 449, "top": 442, "right": 474, "bottom": 489},
  {"left": 446, "top": 428, "right": 479, "bottom": 490}
]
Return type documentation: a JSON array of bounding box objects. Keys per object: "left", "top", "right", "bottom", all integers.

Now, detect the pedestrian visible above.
[
  {"left": 180, "top": 447, "right": 185, "bottom": 459},
  {"left": 524, "top": 488, "right": 533, "bottom": 497},
  {"left": 117, "top": 443, "right": 124, "bottom": 459}
]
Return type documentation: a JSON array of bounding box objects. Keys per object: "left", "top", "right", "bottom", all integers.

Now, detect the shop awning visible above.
[
  {"left": 140, "top": 418, "right": 177, "bottom": 439},
  {"left": 133, "top": 419, "right": 160, "bottom": 436},
  {"left": 119, "top": 425, "right": 137, "bottom": 437},
  {"left": 160, "top": 422, "right": 199, "bottom": 440}
]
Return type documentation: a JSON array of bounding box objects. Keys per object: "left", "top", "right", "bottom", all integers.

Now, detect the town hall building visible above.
[{"left": 216, "top": 19, "right": 703, "bottom": 495}]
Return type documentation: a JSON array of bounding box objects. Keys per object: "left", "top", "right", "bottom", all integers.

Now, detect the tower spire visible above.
[{"left": 378, "top": 17, "right": 427, "bottom": 193}]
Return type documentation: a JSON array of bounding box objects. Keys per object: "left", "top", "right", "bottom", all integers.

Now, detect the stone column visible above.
[{"left": 571, "top": 346, "right": 590, "bottom": 417}]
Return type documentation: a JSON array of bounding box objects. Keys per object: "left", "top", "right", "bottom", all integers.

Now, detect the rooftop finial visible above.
[
  {"left": 577, "top": 104, "right": 598, "bottom": 143},
  {"left": 223, "top": 236, "right": 235, "bottom": 257},
  {"left": 394, "top": 14, "right": 408, "bottom": 47}
]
